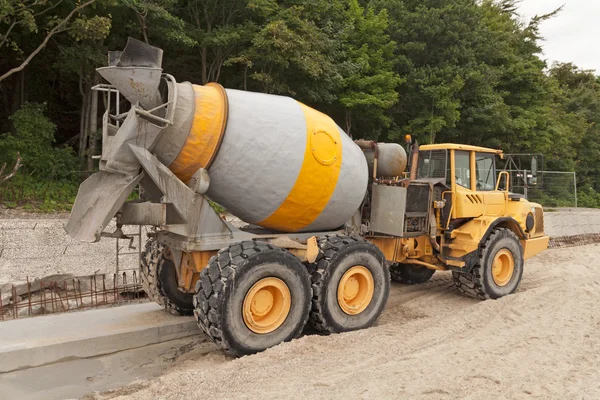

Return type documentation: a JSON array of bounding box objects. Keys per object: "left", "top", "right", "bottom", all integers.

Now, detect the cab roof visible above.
[{"left": 419, "top": 143, "right": 503, "bottom": 156}]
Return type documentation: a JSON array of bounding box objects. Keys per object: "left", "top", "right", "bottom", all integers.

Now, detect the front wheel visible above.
[{"left": 452, "top": 228, "right": 524, "bottom": 300}]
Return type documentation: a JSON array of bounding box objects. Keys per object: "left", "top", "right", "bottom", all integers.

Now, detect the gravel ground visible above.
[
  {"left": 0, "top": 216, "right": 145, "bottom": 284},
  {"left": 0, "top": 210, "right": 246, "bottom": 284},
  {"left": 0, "top": 208, "right": 70, "bottom": 219}
]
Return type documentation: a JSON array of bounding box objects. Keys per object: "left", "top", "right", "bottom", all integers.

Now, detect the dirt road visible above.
[{"left": 89, "top": 244, "right": 600, "bottom": 399}]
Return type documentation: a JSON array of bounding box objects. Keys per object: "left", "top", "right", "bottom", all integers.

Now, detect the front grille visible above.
[{"left": 406, "top": 184, "right": 430, "bottom": 213}]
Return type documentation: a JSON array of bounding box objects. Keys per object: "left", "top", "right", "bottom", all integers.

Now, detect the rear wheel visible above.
[
  {"left": 309, "top": 235, "right": 390, "bottom": 334},
  {"left": 390, "top": 263, "right": 435, "bottom": 284},
  {"left": 140, "top": 238, "right": 194, "bottom": 315},
  {"left": 194, "top": 241, "right": 311, "bottom": 357},
  {"left": 452, "top": 228, "right": 524, "bottom": 300}
]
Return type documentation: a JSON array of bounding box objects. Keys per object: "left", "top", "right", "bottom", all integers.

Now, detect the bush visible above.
[
  {"left": 0, "top": 103, "right": 79, "bottom": 179},
  {"left": 0, "top": 103, "right": 80, "bottom": 211},
  {"left": 577, "top": 186, "right": 600, "bottom": 208}
]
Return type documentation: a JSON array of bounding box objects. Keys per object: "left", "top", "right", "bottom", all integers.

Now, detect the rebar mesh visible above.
[{"left": 0, "top": 270, "right": 146, "bottom": 321}]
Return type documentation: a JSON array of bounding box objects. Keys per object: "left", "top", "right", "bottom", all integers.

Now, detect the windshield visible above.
[{"left": 476, "top": 153, "right": 496, "bottom": 190}]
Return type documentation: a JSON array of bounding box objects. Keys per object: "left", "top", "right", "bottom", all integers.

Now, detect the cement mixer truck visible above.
[{"left": 66, "top": 38, "right": 549, "bottom": 356}]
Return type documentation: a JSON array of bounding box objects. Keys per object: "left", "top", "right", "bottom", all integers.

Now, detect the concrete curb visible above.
[{"left": 0, "top": 302, "right": 201, "bottom": 373}]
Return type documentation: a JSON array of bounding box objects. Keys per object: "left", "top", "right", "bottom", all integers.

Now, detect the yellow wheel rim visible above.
[
  {"left": 337, "top": 266, "right": 374, "bottom": 315},
  {"left": 243, "top": 277, "right": 291, "bottom": 334},
  {"left": 492, "top": 249, "right": 515, "bottom": 287}
]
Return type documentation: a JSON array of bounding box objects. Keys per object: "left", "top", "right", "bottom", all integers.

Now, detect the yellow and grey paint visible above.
[{"left": 154, "top": 84, "right": 368, "bottom": 233}]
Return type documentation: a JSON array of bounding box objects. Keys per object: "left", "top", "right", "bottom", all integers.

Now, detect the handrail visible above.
[
  {"left": 163, "top": 73, "right": 178, "bottom": 123},
  {"left": 93, "top": 73, "right": 179, "bottom": 127},
  {"left": 496, "top": 170, "right": 510, "bottom": 192},
  {"left": 441, "top": 190, "right": 454, "bottom": 229}
]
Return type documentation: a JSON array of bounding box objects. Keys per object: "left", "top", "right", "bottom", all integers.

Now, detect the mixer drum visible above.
[{"left": 154, "top": 82, "right": 369, "bottom": 233}]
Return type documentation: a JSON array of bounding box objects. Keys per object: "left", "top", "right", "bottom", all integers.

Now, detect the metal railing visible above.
[{"left": 502, "top": 170, "right": 578, "bottom": 208}]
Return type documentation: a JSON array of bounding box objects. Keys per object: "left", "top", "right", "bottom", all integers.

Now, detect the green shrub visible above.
[
  {"left": 0, "top": 103, "right": 79, "bottom": 179},
  {"left": 0, "top": 103, "right": 80, "bottom": 211},
  {"left": 577, "top": 186, "right": 600, "bottom": 208}
]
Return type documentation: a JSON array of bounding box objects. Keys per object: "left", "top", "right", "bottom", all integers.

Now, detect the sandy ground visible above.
[
  {"left": 2, "top": 208, "right": 600, "bottom": 399},
  {"left": 76, "top": 243, "right": 600, "bottom": 400}
]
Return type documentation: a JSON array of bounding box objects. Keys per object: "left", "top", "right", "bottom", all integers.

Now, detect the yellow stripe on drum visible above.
[
  {"left": 168, "top": 83, "right": 228, "bottom": 182},
  {"left": 258, "top": 102, "right": 343, "bottom": 231}
]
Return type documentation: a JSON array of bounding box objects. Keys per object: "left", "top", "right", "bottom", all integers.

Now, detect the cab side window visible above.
[
  {"left": 454, "top": 151, "right": 470, "bottom": 188},
  {"left": 476, "top": 153, "right": 496, "bottom": 191}
]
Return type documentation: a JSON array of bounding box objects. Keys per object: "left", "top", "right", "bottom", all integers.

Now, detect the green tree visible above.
[
  {"left": 122, "top": 0, "right": 194, "bottom": 46},
  {"left": 336, "top": 0, "right": 402, "bottom": 137},
  {"left": 549, "top": 63, "right": 600, "bottom": 192},
  {"left": 235, "top": 0, "right": 347, "bottom": 103},
  {"left": 0, "top": 0, "right": 99, "bottom": 82},
  {"left": 183, "top": 0, "right": 250, "bottom": 84}
]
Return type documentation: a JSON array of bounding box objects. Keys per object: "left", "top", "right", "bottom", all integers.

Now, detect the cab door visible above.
[
  {"left": 452, "top": 150, "right": 485, "bottom": 218},
  {"left": 472, "top": 152, "right": 505, "bottom": 216}
]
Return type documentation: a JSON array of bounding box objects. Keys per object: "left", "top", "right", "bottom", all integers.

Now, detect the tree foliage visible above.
[
  {"left": 1, "top": 0, "right": 600, "bottom": 209},
  {"left": 0, "top": 0, "right": 100, "bottom": 82}
]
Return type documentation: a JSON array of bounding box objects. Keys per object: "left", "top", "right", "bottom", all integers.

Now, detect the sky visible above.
[{"left": 518, "top": 0, "right": 600, "bottom": 73}]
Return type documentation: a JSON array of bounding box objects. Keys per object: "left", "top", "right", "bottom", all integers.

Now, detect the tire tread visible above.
[
  {"left": 194, "top": 241, "right": 306, "bottom": 355},
  {"left": 309, "top": 235, "right": 389, "bottom": 334},
  {"left": 140, "top": 239, "right": 193, "bottom": 315},
  {"left": 452, "top": 228, "right": 521, "bottom": 300}
]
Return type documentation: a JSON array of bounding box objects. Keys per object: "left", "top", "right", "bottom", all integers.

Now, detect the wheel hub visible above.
[
  {"left": 344, "top": 276, "right": 360, "bottom": 300},
  {"left": 250, "top": 289, "right": 274, "bottom": 317},
  {"left": 337, "top": 266, "right": 374, "bottom": 315},
  {"left": 492, "top": 249, "right": 515, "bottom": 286},
  {"left": 243, "top": 277, "right": 291, "bottom": 334}
]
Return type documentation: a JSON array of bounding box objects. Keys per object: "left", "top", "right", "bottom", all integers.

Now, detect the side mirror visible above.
[{"left": 529, "top": 156, "right": 538, "bottom": 186}]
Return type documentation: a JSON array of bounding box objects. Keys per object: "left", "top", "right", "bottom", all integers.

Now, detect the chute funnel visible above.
[{"left": 97, "top": 38, "right": 163, "bottom": 109}]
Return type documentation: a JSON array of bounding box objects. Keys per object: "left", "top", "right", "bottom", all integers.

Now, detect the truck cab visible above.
[
  {"left": 365, "top": 141, "right": 549, "bottom": 300},
  {"left": 416, "top": 144, "right": 548, "bottom": 261}
]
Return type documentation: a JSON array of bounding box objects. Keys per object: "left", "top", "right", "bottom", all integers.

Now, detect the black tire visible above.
[
  {"left": 452, "top": 228, "right": 524, "bottom": 300},
  {"left": 194, "top": 241, "right": 311, "bottom": 357},
  {"left": 140, "top": 238, "right": 194, "bottom": 315},
  {"left": 309, "top": 235, "right": 390, "bottom": 334},
  {"left": 390, "top": 263, "right": 435, "bottom": 284}
]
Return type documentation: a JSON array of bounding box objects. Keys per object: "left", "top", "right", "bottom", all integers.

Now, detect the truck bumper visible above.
[{"left": 521, "top": 235, "right": 550, "bottom": 260}]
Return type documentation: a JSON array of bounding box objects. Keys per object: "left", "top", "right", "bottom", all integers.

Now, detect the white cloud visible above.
[{"left": 518, "top": 0, "right": 600, "bottom": 73}]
